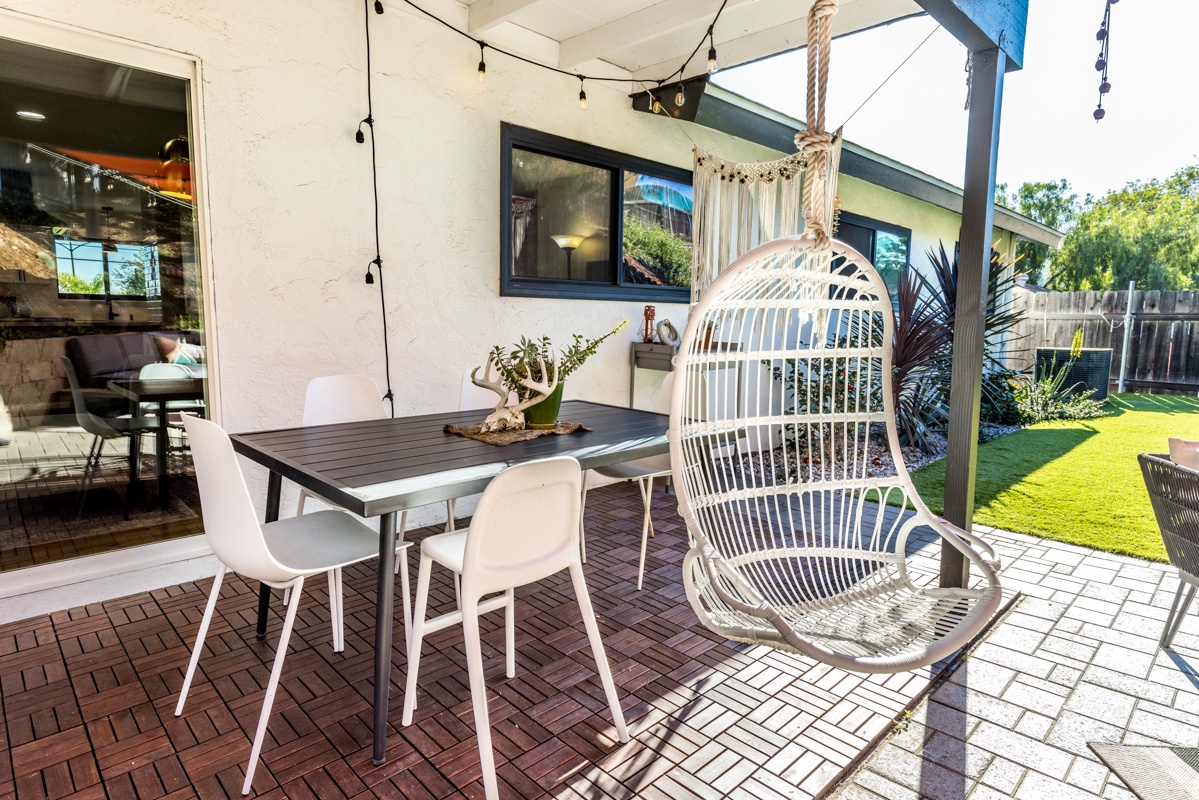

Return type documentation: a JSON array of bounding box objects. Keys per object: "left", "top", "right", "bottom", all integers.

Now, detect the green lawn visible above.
[{"left": 911, "top": 393, "right": 1199, "bottom": 562}]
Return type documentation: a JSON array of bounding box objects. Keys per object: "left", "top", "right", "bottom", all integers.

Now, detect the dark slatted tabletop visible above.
[
  {"left": 230, "top": 399, "right": 669, "bottom": 517},
  {"left": 107, "top": 377, "right": 206, "bottom": 402}
]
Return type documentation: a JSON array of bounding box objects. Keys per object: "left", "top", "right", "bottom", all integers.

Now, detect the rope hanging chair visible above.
[{"left": 668, "top": 0, "right": 1001, "bottom": 674}]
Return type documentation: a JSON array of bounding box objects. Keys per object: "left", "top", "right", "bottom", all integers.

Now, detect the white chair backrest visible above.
[
  {"left": 459, "top": 366, "right": 508, "bottom": 411},
  {"left": 462, "top": 457, "right": 582, "bottom": 595},
  {"left": 303, "top": 375, "right": 386, "bottom": 426},
  {"left": 655, "top": 371, "right": 708, "bottom": 419},
  {"left": 59, "top": 356, "right": 114, "bottom": 437},
  {"left": 140, "top": 362, "right": 193, "bottom": 380},
  {"left": 181, "top": 414, "right": 294, "bottom": 583}
]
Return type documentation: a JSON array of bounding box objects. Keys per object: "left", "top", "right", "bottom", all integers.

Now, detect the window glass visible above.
[
  {"left": 510, "top": 148, "right": 612, "bottom": 283},
  {"left": 874, "top": 230, "right": 909, "bottom": 300},
  {"left": 622, "top": 172, "right": 692, "bottom": 288},
  {"left": 502, "top": 125, "right": 692, "bottom": 302},
  {"left": 0, "top": 36, "right": 206, "bottom": 572}
]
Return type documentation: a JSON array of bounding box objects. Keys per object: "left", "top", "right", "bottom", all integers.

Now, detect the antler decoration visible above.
[{"left": 472, "top": 354, "right": 559, "bottom": 433}]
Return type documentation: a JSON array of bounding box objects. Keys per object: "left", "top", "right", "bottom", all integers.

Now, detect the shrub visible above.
[
  {"left": 980, "top": 369, "right": 1021, "bottom": 425},
  {"left": 622, "top": 216, "right": 690, "bottom": 286},
  {"left": 1014, "top": 356, "right": 1108, "bottom": 424}
]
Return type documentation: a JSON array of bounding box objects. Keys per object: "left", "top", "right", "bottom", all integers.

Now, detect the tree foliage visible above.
[
  {"left": 1049, "top": 165, "right": 1199, "bottom": 291},
  {"left": 997, "top": 179, "right": 1080, "bottom": 285}
]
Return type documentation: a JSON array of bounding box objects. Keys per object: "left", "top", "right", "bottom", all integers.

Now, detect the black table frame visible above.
[
  {"left": 108, "top": 378, "right": 205, "bottom": 507},
  {"left": 229, "top": 399, "right": 669, "bottom": 765}
]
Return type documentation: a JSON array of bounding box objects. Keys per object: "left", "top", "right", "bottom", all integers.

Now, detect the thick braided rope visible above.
[{"left": 796, "top": 0, "right": 838, "bottom": 250}]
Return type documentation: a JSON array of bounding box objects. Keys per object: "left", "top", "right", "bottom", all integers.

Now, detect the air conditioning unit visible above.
[{"left": 1035, "top": 348, "right": 1113, "bottom": 401}]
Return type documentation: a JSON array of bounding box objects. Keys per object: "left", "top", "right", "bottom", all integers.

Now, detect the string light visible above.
[
  {"left": 396, "top": 0, "right": 729, "bottom": 112},
  {"left": 1093, "top": 0, "right": 1116, "bottom": 121},
  {"left": 477, "top": 41, "right": 487, "bottom": 82},
  {"left": 675, "top": 82, "right": 686, "bottom": 107},
  {"left": 356, "top": 0, "right": 396, "bottom": 414}
]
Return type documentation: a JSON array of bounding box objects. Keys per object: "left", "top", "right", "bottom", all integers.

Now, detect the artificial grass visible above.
[{"left": 911, "top": 393, "right": 1199, "bottom": 562}]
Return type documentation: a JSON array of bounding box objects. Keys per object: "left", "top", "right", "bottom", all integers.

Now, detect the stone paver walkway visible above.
[{"left": 833, "top": 523, "right": 1193, "bottom": 800}]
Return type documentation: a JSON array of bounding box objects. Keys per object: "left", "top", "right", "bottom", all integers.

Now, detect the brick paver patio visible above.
[{"left": 0, "top": 480, "right": 1191, "bottom": 799}]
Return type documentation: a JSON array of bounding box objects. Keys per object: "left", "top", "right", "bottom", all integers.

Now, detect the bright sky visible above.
[{"left": 713, "top": 0, "right": 1199, "bottom": 203}]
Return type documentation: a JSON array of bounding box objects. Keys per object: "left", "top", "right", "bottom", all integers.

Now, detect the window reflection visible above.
[
  {"left": 0, "top": 37, "right": 206, "bottom": 571},
  {"left": 510, "top": 148, "right": 612, "bottom": 282},
  {"left": 622, "top": 172, "right": 692, "bottom": 288}
]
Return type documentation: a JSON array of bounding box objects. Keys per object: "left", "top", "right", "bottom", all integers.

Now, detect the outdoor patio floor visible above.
[{"left": 0, "top": 480, "right": 1192, "bottom": 800}]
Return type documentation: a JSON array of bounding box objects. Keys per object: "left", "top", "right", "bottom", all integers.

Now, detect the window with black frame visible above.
[
  {"left": 836, "top": 212, "right": 912, "bottom": 309},
  {"left": 501, "top": 124, "right": 692, "bottom": 302}
]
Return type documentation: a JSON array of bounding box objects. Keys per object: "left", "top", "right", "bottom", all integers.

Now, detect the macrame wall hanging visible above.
[
  {"left": 690, "top": 0, "right": 844, "bottom": 302},
  {"left": 690, "top": 140, "right": 842, "bottom": 302}
]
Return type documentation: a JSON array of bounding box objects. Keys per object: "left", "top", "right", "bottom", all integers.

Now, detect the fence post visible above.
[{"left": 1118, "top": 280, "right": 1135, "bottom": 394}]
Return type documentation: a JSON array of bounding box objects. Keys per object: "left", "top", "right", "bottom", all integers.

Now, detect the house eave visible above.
[{"left": 673, "top": 83, "right": 1063, "bottom": 249}]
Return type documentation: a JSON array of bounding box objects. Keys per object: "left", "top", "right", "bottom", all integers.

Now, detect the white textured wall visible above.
[{"left": 0, "top": 0, "right": 782, "bottom": 523}]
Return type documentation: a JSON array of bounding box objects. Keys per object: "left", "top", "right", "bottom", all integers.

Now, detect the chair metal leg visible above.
[
  {"left": 328, "top": 568, "right": 343, "bottom": 652},
  {"left": 1162, "top": 578, "right": 1197, "bottom": 649},
  {"left": 445, "top": 498, "right": 456, "bottom": 532},
  {"left": 579, "top": 471, "right": 589, "bottom": 564},
  {"left": 242, "top": 575, "right": 304, "bottom": 796},
  {"left": 76, "top": 435, "right": 102, "bottom": 517},
  {"left": 402, "top": 553, "right": 433, "bottom": 725},
  {"left": 461, "top": 592, "right": 500, "bottom": 800},
  {"left": 504, "top": 588, "right": 516, "bottom": 678},
  {"left": 637, "top": 476, "right": 654, "bottom": 590},
  {"left": 176, "top": 564, "right": 227, "bottom": 715},
  {"left": 568, "top": 562, "right": 629, "bottom": 742},
  {"left": 296, "top": 489, "right": 308, "bottom": 516}
]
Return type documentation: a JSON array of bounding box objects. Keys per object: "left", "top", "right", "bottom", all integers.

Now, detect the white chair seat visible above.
[
  {"left": 263, "top": 510, "right": 382, "bottom": 573},
  {"left": 421, "top": 529, "right": 468, "bottom": 574},
  {"left": 595, "top": 455, "right": 671, "bottom": 480}
]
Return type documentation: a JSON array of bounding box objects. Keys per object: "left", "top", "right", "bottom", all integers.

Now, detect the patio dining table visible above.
[{"left": 229, "top": 399, "right": 670, "bottom": 764}]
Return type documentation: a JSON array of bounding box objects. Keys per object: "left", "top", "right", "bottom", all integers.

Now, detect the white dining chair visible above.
[
  {"left": 61, "top": 355, "right": 156, "bottom": 518},
  {"left": 442, "top": 367, "right": 517, "bottom": 542},
  {"left": 401, "top": 456, "right": 628, "bottom": 800},
  {"left": 581, "top": 372, "right": 705, "bottom": 589},
  {"left": 175, "top": 414, "right": 412, "bottom": 796},
  {"left": 291, "top": 375, "right": 451, "bottom": 644}
]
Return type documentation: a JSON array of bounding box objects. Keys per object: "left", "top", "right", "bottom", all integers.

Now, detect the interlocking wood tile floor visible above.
[{"left": 0, "top": 483, "right": 933, "bottom": 800}]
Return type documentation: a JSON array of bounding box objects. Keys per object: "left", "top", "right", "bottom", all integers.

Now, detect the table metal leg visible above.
[
  {"left": 373, "top": 511, "right": 398, "bottom": 765},
  {"left": 155, "top": 400, "right": 170, "bottom": 507},
  {"left": 256, "top": 471, "right": 282, "bottom": 638}
]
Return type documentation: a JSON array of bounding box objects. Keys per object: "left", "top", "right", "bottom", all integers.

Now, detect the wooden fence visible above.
[{"left": 1008, "top": 287, "right": 1199, "bottom": 394}]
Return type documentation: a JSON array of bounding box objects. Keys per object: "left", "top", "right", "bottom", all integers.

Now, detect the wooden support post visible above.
[{"left": 941, "top": 47, "right": 1006, "bottom": 588}]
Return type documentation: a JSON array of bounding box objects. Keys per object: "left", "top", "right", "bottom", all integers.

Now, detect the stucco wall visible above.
[
  {"left": 0, "top": 0, "right": 784, "bottom": 523},
  {"left": 0, "top": 1, "right": 1024, "bottom": 555}
]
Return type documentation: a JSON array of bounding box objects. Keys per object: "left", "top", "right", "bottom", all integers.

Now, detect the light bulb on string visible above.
[
  {"left": 477, "top": 41, "right": 487, "bottom": 82},
  {"left": 675, "top": 83, "right": 685, "bottom": 107},
  {"left": 707, "top": 27, "right": 718, "bottom": 73},
  {"left": 578, "top": 76, "right": 587, "bottom": 110}
]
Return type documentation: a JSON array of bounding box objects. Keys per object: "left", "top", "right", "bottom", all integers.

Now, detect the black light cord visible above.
[
  {"left": 397, "top": 0, "right": 728, "bottom": 90},
  {"left": 359, "top": 0, "right": 396, "bottom": 416},
  {"left": 1093, "top": 0, "right": 1116, "bottom": 121}
]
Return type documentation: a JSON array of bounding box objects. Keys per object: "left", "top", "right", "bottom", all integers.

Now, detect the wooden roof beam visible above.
[
  {"left": 915, "top": 0, "right": 1027, "bottom": 68},
  {"left": 468, "top": 0, "right": 546, "bottom": 36}
]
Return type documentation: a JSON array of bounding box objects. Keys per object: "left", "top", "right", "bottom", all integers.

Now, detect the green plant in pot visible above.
[{"left": 484, "top": 319, "right": 628, "bottom": 429}]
